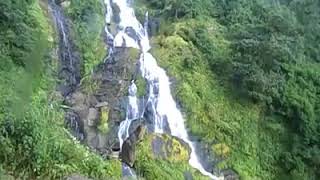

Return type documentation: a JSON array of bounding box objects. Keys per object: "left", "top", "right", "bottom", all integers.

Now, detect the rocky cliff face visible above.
[{"left": 64, "top": 48, "right": 140, "bottom": 157}]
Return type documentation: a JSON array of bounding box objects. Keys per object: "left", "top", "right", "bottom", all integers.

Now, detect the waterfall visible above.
[
  {"left": 118, "top": 82, "right": 139, "bottom": 149},
  {"left": 48, "top": 0, "right": 80, "bottom": 96},
  {"left": 105, "top": 0, "right": 221, "bottom": 179},
  {"left": 48, "top": 0, "right": 83, "bottom": 140}
]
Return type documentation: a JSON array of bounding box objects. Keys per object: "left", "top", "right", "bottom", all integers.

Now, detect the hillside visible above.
[{"left": 0, "top": 0, "right": 319, "bottom": 180}]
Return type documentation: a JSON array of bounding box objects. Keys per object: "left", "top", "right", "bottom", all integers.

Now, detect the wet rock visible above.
[
  {"left": 60, "top": 46, "right": 139, "bottom": 156},
  {"left": 112, "top": 141, "right": 121, "bottom": 151},
  {"left": 50, "top": 0, "right": 81, "bottom": 97},
  {"left": 122, "top": 163, "right": 137, "bottom": 180},
  {"left": 120, "top": 124, "right": 147, "bottom": 167},
  {"left": 125, "top": 27, "right": 139, "bottom": 42},
  {"left": 128, "top": 118, "right": 142, "bottom": 136},
  {"left": 148, "top": 17, "right": 160, "bottom": 37},
  {"left": 121, "top": 139, "right": 135, "bottom": 167},
  {"left": 65, "top": 111, "right": 84, "bottom": 141}
]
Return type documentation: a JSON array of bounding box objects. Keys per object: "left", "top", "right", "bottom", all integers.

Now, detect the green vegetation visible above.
[
  {"left": 1, "top": 0, "right": 319, "bottom": 179},
  {"left": 136, "top": 0, "right": 320, "bottom": 179},
  {"left": 135, "top": 134, "right": 209, "bottom": 180},
  {"left": 98, "top": 106, "right": 110, "bottom": 134},
  {"left": 66, "top": 0, "right": 106, "bottom": 75},
  {"left": 136, "top": 74, "right": 147, "bottom": 97},
  {"left": 0, "top": 0, "right": 121, "bottom": 179}
]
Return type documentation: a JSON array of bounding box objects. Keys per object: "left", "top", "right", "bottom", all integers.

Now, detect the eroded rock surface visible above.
[{"left": 64, "top": 48, "right": 140, "bottom": 156}]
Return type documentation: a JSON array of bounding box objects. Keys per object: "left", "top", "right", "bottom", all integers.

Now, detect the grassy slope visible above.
[
  {"left": 147, "top": 18, "right": 285, "bottom": 180},
  {"left": 0, "top": 1, "right": 121, "bottom": 179},
  {"left": 149, "top": 31, "right": 260, "bottom": 178}
]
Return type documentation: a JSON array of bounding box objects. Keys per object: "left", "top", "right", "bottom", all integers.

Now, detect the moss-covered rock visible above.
[
  {"left": 135, "top": 134, "right": 210, "bottom": 180},
  {"left": 98, "top": 106, "right": 109, "bottom": 134},
  {"left": 148, "top": 134, "right": 191, "bottom": 163}
]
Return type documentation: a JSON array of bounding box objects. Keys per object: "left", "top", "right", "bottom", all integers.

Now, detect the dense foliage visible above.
[
  {"left": 66, "top": 0, "right": 106, "bottom": 75},
  {"left": 138, "top": 0, "right": 320, "bottom": 179},
  {"left": 0, "top": 0, "right": 120, "bottom": 179},
  {"left": 1, "top": 0, "right": 319, "bottom": 179}
]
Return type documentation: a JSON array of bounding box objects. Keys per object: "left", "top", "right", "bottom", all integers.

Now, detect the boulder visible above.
[
  {"left": 95, "top": 101, "right": 109, "bottom": 108},
  {"left": 121, "top": 139, "right": 135, "bottom": 167},
  {"left": 150, "top": 134, "right": 191, "bottom": 162},
  {"left": 87, "top": 108, "right": 99, "bottom": 127},
  {"left": 120, "top": 124, "right": 147, "bottom": 167},
  {"left": 66, "top": 91, "right": 86, "bottom": 106}
]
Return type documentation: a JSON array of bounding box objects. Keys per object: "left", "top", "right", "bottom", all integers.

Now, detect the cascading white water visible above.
[
  {"left": 105, "top": 0, "right": 222, "bottom": 179},
  {"left": 118, "top": 81, "right": 139, "bottom": 149}
]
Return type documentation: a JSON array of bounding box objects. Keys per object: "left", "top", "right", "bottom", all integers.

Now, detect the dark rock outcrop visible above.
[
  {"left": 120, "top": 124, "right": 147, "bottom": 167},
  {"left": 62, "top": 47, "right": 140, "bottom": 156}
]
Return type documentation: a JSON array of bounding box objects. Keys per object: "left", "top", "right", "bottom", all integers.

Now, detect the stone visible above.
[
  {"left": 151, "top": 134, "right": 191, "bottom": 162},
  {"left": 65, "top": 174, "right": 91, "bottom": 180},
  {"left": 120, "top": 124, "right": 147, "bottom": 167},
  {"left": 65, "top": 111, "right": 84, "bottom": 141},
  {"left": 121, "top": 139, "right": 135, "bottom": 167},
  {"left": 86, "top": 128, "right": 98, "bottom": 149},
  {"left": 66, "top": 91, "right": 86, "bottom": 106},
  {"left": 71, "top": 104, "right": 88, "bottom": 121},
  {"left": 87, "top": 108, "right": 99, "bottom": 127},
  {"left": 62, "top": 46, "right": 139, "bottom": 157},
  {"left": 87, "top": 95, "right": 98, "bottom": 107},
  {"left": 97, "top": 133, "right": 107, "bottom": 150},
  {"left": 110, "top": 151, "right": 120, "bottom": 159},
  {"left": 95, "top": 101, "right": 109, "bottom": 108},
  {"left": 111, "top": 141, "right": 121, "bottom": 152}
]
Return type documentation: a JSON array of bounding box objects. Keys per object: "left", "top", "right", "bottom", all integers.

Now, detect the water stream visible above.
[
  {"left": 49, "top": 0, "right": 83, "bottom": 140},
  {"left": 105, "top": 0, "right": 220, "bottom": 179},
  {"left": 48, "top": 0, "right": 81, "bottom": 97}
]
